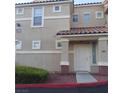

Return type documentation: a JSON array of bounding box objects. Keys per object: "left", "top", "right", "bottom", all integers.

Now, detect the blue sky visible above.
[{"left": 16, "top": 0, "right": 103, "bottom": 4}]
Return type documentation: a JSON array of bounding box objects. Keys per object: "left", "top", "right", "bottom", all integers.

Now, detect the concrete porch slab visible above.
[{"left": 76, "top": 72, "right": 97, "bottom": 83}]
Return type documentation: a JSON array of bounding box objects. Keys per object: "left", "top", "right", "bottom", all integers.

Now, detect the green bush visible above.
[{"left": 16, "top": 66, "right": 49, "bottom": 84}]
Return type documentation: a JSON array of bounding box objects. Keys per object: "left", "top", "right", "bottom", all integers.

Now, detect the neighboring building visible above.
[{"left": 15, "top": 0, "right": 108, "bottom": 75}]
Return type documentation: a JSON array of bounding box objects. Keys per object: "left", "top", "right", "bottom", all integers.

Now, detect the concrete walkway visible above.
[{"left": 76, "top": 72, "right": 97, "bottom": 83}]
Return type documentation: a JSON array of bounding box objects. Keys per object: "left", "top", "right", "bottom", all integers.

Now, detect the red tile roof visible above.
[
  {"left": 56, "top": 26, "right": 108, "bottom": 35},
  {"left": 16, "top": 0, "right": 69, "bottom": 5},
  {"left": 16, "top": 0, "right": 103, "bottom": 6}
]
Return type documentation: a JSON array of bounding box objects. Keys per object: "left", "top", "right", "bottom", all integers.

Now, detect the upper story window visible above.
[
  {"left": 32, "top": 7, "right": 44, "bottom": 27},
  {"left": 53, "top": 5, "right": 61, "bottom": 12},
  {"left": 96, "top": 11, "right": 104, "bottom": 19},
  {"left": 83, "top": 12, "right": 91, "bottom": 25},
  {"left": 15, "top": 40, "right": 22, "bottom": 49},
  {"left": 32, "top": 40, "right": 41, "bottom": 49},
  {"left": 72, "top": 15, "right": 78, "bottom": 22},
  {"left": 16, "top": 8, "right": 24, "bottom": 15}
]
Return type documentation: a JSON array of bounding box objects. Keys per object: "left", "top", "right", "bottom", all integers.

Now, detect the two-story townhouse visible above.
[
  {"left": 15, "top": 0, "right": 73, "bottom": 72},
  {"left": 15, "top": 0, "right": 108, "bottom": 75}
]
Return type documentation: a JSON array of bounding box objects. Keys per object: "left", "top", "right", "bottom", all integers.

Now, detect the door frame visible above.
[{"left": 74, "top": 44, "right": 92, "bottom": 72}]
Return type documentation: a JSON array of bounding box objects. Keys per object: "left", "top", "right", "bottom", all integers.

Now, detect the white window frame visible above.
[
  {"left": 56, "top": 40, "right": 62, "bottom": 49},
  {"left": 16, "top": 8, "right": 24, "bottom": 15},
  {"left": 15, "top": 40, "right": 22, "bottom": 49},
  {"left": 53, "top": 5, "right": 61, "bottom": 13},
  {"left": 32, "top": 40, "right": 41, "bottom": 49},
  {"left": 96, "top": 11, "right": 104, "bottom": 19},
  {"left": 31, "top": 7, "right": 44, "bottom": 28}
]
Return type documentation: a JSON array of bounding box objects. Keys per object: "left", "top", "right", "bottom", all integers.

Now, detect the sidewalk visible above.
[
  {"left": 45, "top": 73, "right": 76, "bottom": 84},
  {"left": 76, "top": 72, "right": 97, "bottom": 83},
  {"left": 45, "top": 73, "right": 107, "bottom": 84}
]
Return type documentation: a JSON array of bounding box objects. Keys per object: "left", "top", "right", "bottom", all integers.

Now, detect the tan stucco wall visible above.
[
  {"left": 16, "top": 53, "right": 75, "bottom": 72},
  {"left": 68, "top": 36, "right": 108, "bottom": 72},
  {"left": 16, "top": 53, "right": 61, "bottom": 72},
  {"left": 15, "top": 2, "right": 72, "bottom": 51},
  {"left": 15, "top": 36, "right": 108, "bottom": 72},
  {"left": 16, "top": 6, "right": 32, "bottom": 18},
  {"left": 98, "top": 38, "right": 108, "bottom": 64},
  {"left": 16, "top": 18, "right": 70, "bottom": 51},
  {"left": 15, "top": 2, "right": 107, "bottom": 72},
  {"left": 15, "top": 3, "right": 71, "bottom": 19},
  {"left": 15, "top": 2, "right": 73, "bottom": 72},
  {"left": 71, "top": 5, "right": 106, "bottom": 28}
]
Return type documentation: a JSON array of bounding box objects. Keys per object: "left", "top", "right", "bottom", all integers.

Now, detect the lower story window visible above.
[
  {"left": 56, "top": 40, "right": 62, "bottom": 49},
  {"left": 15, "top": 40, "right": 22, "bottom": 49},
  {"left": 16, "top": 28, "right": 22, "bottom": 33},
  {"left": 32, "top": 40, "right": 41, "bottom": 49}
]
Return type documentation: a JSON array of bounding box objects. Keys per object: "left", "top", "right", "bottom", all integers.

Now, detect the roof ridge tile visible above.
[{"left": 57, "top": 26, "right": 108, "bottom": 35}]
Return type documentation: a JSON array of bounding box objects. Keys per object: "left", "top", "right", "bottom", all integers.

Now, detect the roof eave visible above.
[
  {"left": 74, "top": 4, "right": 103, "bottom": 7},
  {"left": 15, "top": 1, "right": 72, "bottom": 7},
  {"left": 57, "top": 33, "right": 108, "bottom": 38}
]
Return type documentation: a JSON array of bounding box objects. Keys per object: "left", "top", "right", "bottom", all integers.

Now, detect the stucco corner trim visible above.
[
  {"left": 15, "top": 15, "right": 70, "bottom": 21},
  {"left": 16, "top": 18, "right": 32, "bottom": 21},
  {"left": 44, "top": 15, "right": 70, "bottom": 20},
  {"left": 60, "top": 61, "right": 69, "bottom": 65},
  {"left": 60, "top": 39, "right": 69, "bottom": 42},
  {"left": 16, "top": 50, "right": 61, "bottom": 54},
  {"left": 16, "top": 50, "right": 74, "bottom": 54}
]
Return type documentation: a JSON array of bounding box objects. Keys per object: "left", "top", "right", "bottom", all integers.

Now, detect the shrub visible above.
[{"left": 16, "top": 66, "right": 49, "bottom": 84}]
